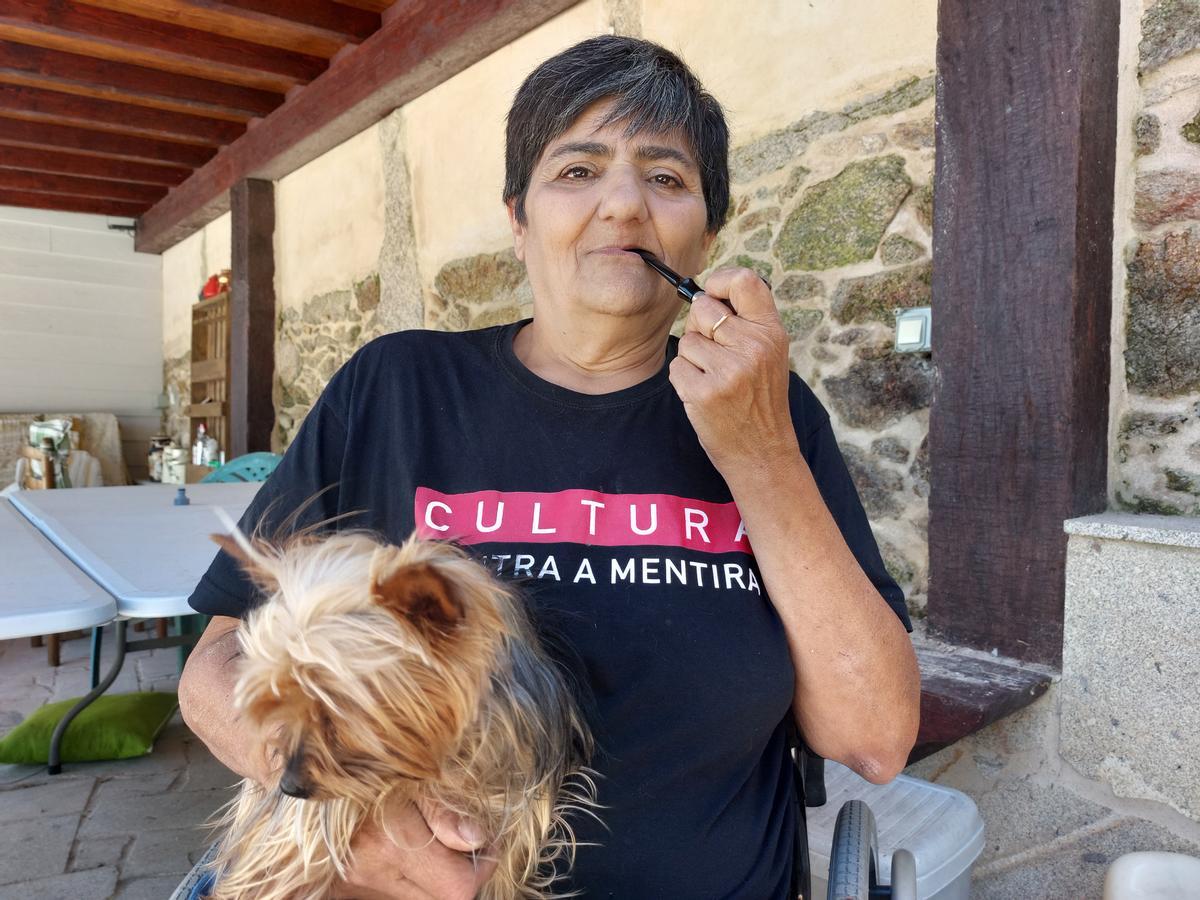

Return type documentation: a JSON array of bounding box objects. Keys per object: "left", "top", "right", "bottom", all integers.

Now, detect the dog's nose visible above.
[
  {"left": 279, "top": 769, "right": 312, "bottom": 799},
  {"left": 279, "top": 751, "right": 312, "bottom": 799}
]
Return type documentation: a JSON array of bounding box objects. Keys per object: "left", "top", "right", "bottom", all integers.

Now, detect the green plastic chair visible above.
[{"left": 199, "top": 451, "right": 282, "bottom": 483}]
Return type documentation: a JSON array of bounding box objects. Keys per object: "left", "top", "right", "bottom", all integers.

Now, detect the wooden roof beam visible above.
[
  {"left": 0, "top": 0, "right": 327, "bottom": 91},
  {"left": 0, "top": 145, "right": 189, "bottom": 184},
  {"left": 0, "top": 117, "right": 214, "bottom": 167},
  {"left": 0, "top": 187, "right": 146, "bottom": 216},
  {"left": 0, "top": 41, "right": 280, "bottom": 119},
  {"left": 0, "top": 83, "right": 244, "bottom": 144},
  {"left": 137, "top": 0, "right": 581, "bottom": 253},
  {"left": 0, "top": 167, "right": 166, "bottom": 203}
]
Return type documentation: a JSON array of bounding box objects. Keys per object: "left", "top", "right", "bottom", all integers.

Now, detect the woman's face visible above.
[{"left": 509, "top": 98, "right": 714, "bottom": 322}]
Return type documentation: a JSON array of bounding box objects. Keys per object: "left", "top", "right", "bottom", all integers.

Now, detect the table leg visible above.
[
  {"left": 89, "top": 626, "right": 103, "bottom": 691},
  {"left": 48, "top": 619, "right": 127, "bottom": 775}
]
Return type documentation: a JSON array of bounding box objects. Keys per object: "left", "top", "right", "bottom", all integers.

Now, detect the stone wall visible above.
[
  {"left": 1111, "top": 0, "right": 1200, "bottom": 515},
  {"left": 275, "top": 277, "right": 383, "bottom": 448}
]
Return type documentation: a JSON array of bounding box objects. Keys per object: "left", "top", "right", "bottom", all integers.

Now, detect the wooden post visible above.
[
  {"left": 229, "top": 178, "right": 276, "bottom": 457},
  {"left": 927, "top": 1, "right": 1120, "bottom": 667}
]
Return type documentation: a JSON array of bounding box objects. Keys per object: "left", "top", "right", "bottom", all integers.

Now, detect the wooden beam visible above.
[
  {"left": 0, "top": 167, "right": 166, "bottom": 203},
  {"left": 0, "top": 41, "right": 281, "bottom": 119},
  {"left": 229, "top": 178, "right": 275, "bottom": 456},
  {"left": 0, "top": 0, "right": 327, "bottom": 91},
  {"left": 0, "top": 144, "right": 189, "bottom": 184},
  {"left": 0, "top": 187, "right": 145, "bottom": 216},
  {"left": 0, "top": 83, "right": 244, "bottom": 143},
  {"left": 137, "top": 0, "right": 581, "bottom": 253},
  {"left": 80, "top": 0, "right": 361, "bottom": 58},
  {"left": 927, "top": 0, "right": 1119, "bottom": 666},
  {"left": 0, "top": 116, "right": 214, "bottom": 166}
]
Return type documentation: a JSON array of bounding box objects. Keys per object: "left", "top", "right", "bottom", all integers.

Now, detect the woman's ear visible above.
[{"left": 506, "top": 198, "right": 527, "bottom": 262}]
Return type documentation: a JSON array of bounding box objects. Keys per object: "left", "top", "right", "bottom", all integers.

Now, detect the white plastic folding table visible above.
[
  {"left": 0, "top": 500, "right": 117, "bottom": 641},
  {"left": 5, "top": 482, "right": 261, "bottom": 772}
]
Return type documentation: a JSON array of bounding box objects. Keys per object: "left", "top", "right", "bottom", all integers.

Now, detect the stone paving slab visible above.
[
  {"left": 0, "top": 636, "right": 237, "bottom": 899},
  {"left": 972, "top": 816, "right": 1200, "bottom": 899},
  {"left": 0, "top": 814, "right": 78, "bottom": 887},
  {"left": 112, "top": 874, "right": 192, "bottom": 900},
  {"left": 0, "top": 866, "right": 120, "bottom": 900},
  {"left": 0, "top": 775, "right": 95, "bottom": 825}
]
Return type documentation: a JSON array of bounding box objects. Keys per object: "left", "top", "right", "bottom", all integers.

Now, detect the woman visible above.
[{"left": 181, "top": 36, "right": 919, "bottom": 899}]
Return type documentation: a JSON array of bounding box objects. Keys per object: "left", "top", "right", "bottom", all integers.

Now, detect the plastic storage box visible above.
[{"left": 807, "top": 761, "right": 985, "bottom": 899}]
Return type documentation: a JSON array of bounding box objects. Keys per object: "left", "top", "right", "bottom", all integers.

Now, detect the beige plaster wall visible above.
[
  {"left": 161, "top": 212, "right": 231, "bottom": 360},
  {"left": 274, "top": 124, "right": 386, "bottom": 313},
  {"left": 403, "top": 0, "right": 610, "bottom": 282},
  {"left": 642, "top": 0, "right": 937, "bottom": 141}
]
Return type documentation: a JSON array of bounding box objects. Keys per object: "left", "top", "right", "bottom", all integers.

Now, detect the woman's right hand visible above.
[{"left": 332, "top": 793, "right": 497, "bottom": 900}]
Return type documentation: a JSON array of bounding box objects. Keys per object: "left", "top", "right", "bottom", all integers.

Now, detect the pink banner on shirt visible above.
[{"left": 414, "top": 487, "right": 750, "bottom": 554}]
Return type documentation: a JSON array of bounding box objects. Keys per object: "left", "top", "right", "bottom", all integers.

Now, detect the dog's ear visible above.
[
  {"left": 210, "top": 532, "right": 279, "bottom": 593},
  {"left": 369, "top": 549, "right": 464, "bottom": 632}
]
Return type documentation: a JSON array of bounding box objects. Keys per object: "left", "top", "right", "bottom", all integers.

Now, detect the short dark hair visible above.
[{"left": 504, "top": 35, "right": 730, "bottom": 233}]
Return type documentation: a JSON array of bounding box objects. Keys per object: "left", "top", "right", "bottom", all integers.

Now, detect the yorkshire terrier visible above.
[{"left": 204, "top": 528, "right": 596, "bottom": 900}]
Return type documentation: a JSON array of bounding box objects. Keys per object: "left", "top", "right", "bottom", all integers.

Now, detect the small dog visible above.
[{"left": 205, "top": 528, "right": 596, "bottom": 900}]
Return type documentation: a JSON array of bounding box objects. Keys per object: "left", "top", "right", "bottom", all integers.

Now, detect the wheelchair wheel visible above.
[{"left": 826, "top": 800, "right": 880, "bottom": 900}]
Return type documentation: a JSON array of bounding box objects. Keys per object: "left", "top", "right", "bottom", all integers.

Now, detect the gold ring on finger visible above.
[{"left": 710, "top": 312, "right": 732, "bottom": 341}]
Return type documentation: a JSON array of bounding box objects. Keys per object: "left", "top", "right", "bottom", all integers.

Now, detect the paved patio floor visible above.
[{"left": 0, "top": 628, "right": 238, "bottom": 900}]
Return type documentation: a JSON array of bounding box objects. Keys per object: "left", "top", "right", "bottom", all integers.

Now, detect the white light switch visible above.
[{"left": 897, "top": 318, "right": 924, "bottom": 345}]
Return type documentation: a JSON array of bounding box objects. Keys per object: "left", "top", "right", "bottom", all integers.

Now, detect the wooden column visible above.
[
  {"left": 927, "top": 1, "right": 1120, "bottom": 667},
  {"left": 229, "top": 178, "right": 275, "bottom": 457}
]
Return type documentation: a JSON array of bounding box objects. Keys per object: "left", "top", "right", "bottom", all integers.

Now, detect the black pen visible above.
[
  {"left": 631, "top": 249, "right": 705, "bottom": 302},
  {"left": 632, "top": 249, "right": 764, "bottom": 308}
]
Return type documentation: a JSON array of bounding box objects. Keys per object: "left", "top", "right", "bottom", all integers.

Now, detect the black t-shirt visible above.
[{"left": 189, "top": 320, "right": 912, "bottom": 899}]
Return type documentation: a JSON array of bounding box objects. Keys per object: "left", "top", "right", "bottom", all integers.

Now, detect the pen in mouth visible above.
[{"left": 630, "top": 249, "right": 704, "bottom": 302}]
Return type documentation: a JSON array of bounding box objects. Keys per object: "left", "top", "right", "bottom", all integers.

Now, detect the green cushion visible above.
[{"left": 0, "top": 692, "right": 179, "bottom": 765}]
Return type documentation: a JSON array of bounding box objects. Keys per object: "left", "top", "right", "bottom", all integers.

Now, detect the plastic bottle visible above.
[{"left": 193, "top": 424, "right": 207, "bottom": 465}]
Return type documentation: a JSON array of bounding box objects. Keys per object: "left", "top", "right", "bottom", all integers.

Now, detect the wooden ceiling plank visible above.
[
  {"left": 137, "top": 0, "right": 581, "bottom": 253},
  {"left": 80, "top": 0, "right": 349, "bottom": 59},
  {"left": 0, "top": 40, "right": 281, "bottom": 119},
  {"left": 0, "top": 25, "right": 294, "bottom": 93},
  {"left": 216, "top": 0, "right": 379, "bottom": 42},
  {"left": 336, "top": 0, "right": 393, "bottom": 11},
  {"left": 82, "top": 0, "right": 345, "bottom": 58},
  {"left": 0, "top": 70, "right": 247, "bottom": 123},
  {"left": 0, "top": 0, "right": 327, "bottom": 86},
  {"left": 0, "top": 117, "right": 215, "bottom": 166},
  {"left": 0, "top": 167, "right": 166, "bottom": 203},
  {"left": 0, "top": 145, "right": 189, "bottom": 184},
  {"left": 0, "top": 186, "right": 147, "bottom": 216},
  {"left": 0, "top": 83, "right": 244, "bottom": 143}
]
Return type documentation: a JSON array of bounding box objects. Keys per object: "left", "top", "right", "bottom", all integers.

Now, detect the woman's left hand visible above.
[{"left": 669, "top": 266, "right": 796, "bottom": 474}]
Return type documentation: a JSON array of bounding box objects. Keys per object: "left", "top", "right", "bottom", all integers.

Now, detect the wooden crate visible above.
[{"left": 187, "top": 290, "right": 230, "bottom": 454}]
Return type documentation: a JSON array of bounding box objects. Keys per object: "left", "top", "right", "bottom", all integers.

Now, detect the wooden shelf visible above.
[
  {"left": 908, "top": 637, "right": 1055, "bottom": 763},
  {"left": 186, "top": 401, "right": 224, "bottom": 417},
  {"left": 189, "top": 286, "right": 230, "bottom": 452}
]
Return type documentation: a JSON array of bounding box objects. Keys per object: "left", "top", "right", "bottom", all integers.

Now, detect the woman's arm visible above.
[
  {"left": 720, "top": 444, "right": 920, "bottom": 782},
  {"left": 670, "top": 266, "right": 920, "bottom": 782}
]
